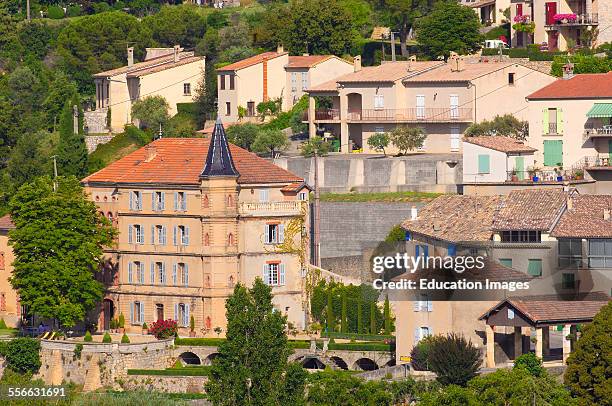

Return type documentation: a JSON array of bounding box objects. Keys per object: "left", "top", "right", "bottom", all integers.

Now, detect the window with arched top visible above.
[
  {"left": 227, "top": 194, "right": 233, "bottom": 207},
  {"left": 203, "top": 194, "right": 209, "bottom": 208},
  {"left": 205, "top": 316, "right": 212, "bottom": 329},
  {"left": 228, "top": 233, "right": 234, "bottom": 246},
  {"left": 204, "top": 233, "right": 210, "bottom": 246},
  {"left": 229, "top": 275, "right": 235, "bottom": 287}
]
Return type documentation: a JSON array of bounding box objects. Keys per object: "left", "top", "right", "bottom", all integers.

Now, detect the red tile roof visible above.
[
  {"left": 0, "top": 215, "right": 14, "bottom": 230},
  {"left": 281, "top": 182, "right": 311, "bottom": 193},
  {"left": 82, "top": 138, "right": 303, "bottom": 186},
  {"left": 126, "top": 56, "right": 203, "bottom": 78},
  {"left": 552, "top": 195, "right": 612, "bottom": 238},
  {"left": 217, "top": 52, "right": 287, "bottom": 72},
  {"left": 527, "top": 72, "right": 612, "bottom": 100},
  {"left": 93, "top": 52, "right": 199, "bottom": 78},
  {"left": 493, "top": 189, "right": 568, "bottom": 231},
  {"left": 286, "top": 55, "right": 344, "bottom": 69},
  {"left": 463, "top": 136, "right": 537, "bottom": 153}
]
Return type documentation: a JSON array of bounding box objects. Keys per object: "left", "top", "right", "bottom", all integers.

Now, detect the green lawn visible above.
[
  {"left": 0, "top": 328, "right": 18, "bottom": 337},
  {"left": 318, "top": 191, "right": 442, "bottom": 203}
]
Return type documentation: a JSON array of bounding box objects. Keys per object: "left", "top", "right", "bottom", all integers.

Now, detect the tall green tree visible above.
[
  {"left": 465, "top": 115, "right": 528, "bottom": 140},
  {"left": 383, "top": 295, "right": 392, "bottom": 334},
  {"left": 370, "top": 302, "right": 377, "bottom": 334},
  {"left": 56, "top": 98, "right": 88, "bottom": 179},
  {"left": 251, "top": 128, "right": 289, "bottom": 157},
  {"left": 383, "top": 0, "right": 440, "bottom": 56},
  {"left": 131, "top": 95, "right": 170, "bottom": 132},
  {"left": 357, "top": 299, "right": 363, "bottom": 334},
  {"left": 565, "top": 301, "right": 611, "bottom": 405},
  {"left": 416, "top": 1, "right": 483, "bottom": 60},
  {"left": 326, "top": 288, "right": 334, "bottom": 331},
  {"left": 205, "top": 279, "right": 305, "bottom": 405},
  {"left": 390, "top": 126, "right": 427, "bottom": 155},
  {"left": 8, "top": 176, "right": 115, "bottom": 328},
  {"left": 340, "top": 292, "right": 348, "bottom": 333},
  {"left": 144, "top": 5, "right": 207, "bottom": 49},
  {"left": 226, "top": 123, "right": 260, "bottom": 151},
  {"left": 7, "top": 130, "right": 53, "bottom": 187}
]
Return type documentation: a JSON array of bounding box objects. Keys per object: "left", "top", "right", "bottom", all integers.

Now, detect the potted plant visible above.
[
  {"left": 510, "top": 169, "right": 519, "bottom": 182},
  {"left": 189, "top": 315, "right": 196, "bottom": 337},
  {"left": 118, "top": 313, "right": 125, "bottom": 334},
  {"left": 574, "top": 169, "right": 584, "bottom": 180},
  {"left": 555, "top": 166, "right": 564, "bottom": 181},
  {"left": 214, "top": 327, "right": 223, "bottom": 337},
  {"left": 142, "top": 322, "right": 148, "bottom": 335},
  {"left": 527, "top": 166, "right": 539, "bottom": 182}
]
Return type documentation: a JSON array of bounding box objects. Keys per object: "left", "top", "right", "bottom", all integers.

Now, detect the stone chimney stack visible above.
[
  {"left": 173, "top": 45, "right": 180, "bottom": 62},
  {"left": 566, "top": 196, "right": 573, "bottom": 210},
  {"left": 144, "top": 145, "right": 157, "bottom": 162},
  {"left": 563, "top": 63, "right": 574, "bottom": 80},
  {"left": 127, "top": 47, "right": 134, "bottom": 67},
  {"left": 411, "top": 205, "right": 418, "bottom": 220},
  {"left": 449, "top": 52, "right": 465, "bottom": 72},
  {"left": 277, "top": 44, "right": 284, "bottom": 54},
  {"left": 353, "top": 55, "right": 362, "bottom": 72}
]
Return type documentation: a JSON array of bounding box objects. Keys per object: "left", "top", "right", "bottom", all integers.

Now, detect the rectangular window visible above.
[
  {"left": 129, "top": 224, "right": 145, "bottom": 244},
  {"left": 178, "top": 262, "right": 189, "bottom": 286},
  {"left": 247, "top": 101, "right": 255, "bottom": 116},
  {"left": 562, "top": 273, "right": 575, "bottom": 289},
  {"left": 499, "top": 258, "right": 513, "bottom": 268},
  {"left": 174, "top": 192, "right": 186, "bottom": 211},
  {"left": 153, "top": 191, "right": 165, "bottom": 211},
  {"left": 508, "top": 73, "right": 515, "bottom": 85},
  {"left": 416, "top": 95, "right": 425, "bottom": 118},
  {"left": 500, "top": 230, "right": 542, "bottom": 243},
  {"left": 0, "top": 252, "right": 4, "bottom": 270},
  {"left": 415, "top": 293, "right": 432, "bottom": 312},
  {"left": 558, "top": 239, "right": 582, "bottom": 268},
  {"left": 129, "top": 191, "right": 142, "bottom": 211},
  {"left": 157, "top": 262, "right": 166, "bottom": 285},
  {"left": 259, "top": 189, "right": 270, "bottom": 202},
  {"left": 416, "top": 326, "right": 431, "bottom": 343},
  {"left": 178, "top": 225, "right": 190, "bottom": 246},
  {"left": 478, "top": 154, "right": 490, "bottom": 174},
  {"left": 183, "top": 83, "right": 191, "bottom": 95},
  {"left": 263, "top": 263, "right": 285, "bottom": 286},
  {"left": 219, "top": 74, "right": 225, "bottom": 90},
  {"left": 374, "top": 126, "right": 384, "bottom": 134},
  {"left": 155, "top": 225, "right": 167, "bottom": 245},
  {"left": 229, "top": 75, "right": 235, "bottom": 90},
  {"left": 374, "top": 94, "right": 384, "bottom": 109},
  {"left": 177, "top": 303, "right": 190, "bottom": 327},
  {"left": 450, "top": 94, "right": 459, "bottom": 118},
  {"left": 301, "top": 72, "right": 308, "bottom": 90},
  {"left": 132, "top": 301, "right": 144, "bottom": 324},
  {"left": 298, "top": 192, "right": 307, "bottom": 201},
  {"left": 450, "top": 127, "right": 460, "bottom": 152},
  {"left": 588, "top": 239, "right": 612, "bottom": 268},
  {"left": 527, "top": 259, "right": 543, "bottom": 277},
  {"left": 264, "top": 224, "right": 284, "bottom": 244},
  {"left": 225, "top": 102, "right": 231, "bottom": 116}
]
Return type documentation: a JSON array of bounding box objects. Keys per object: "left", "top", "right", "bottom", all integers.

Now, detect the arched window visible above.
[
  {"left": 228, "top": 275, "right": 235, "bottom": 287},
  {"left": 228, "top": 233, "right": 234, "bottom": 246},
  {"left": 203, "top": 194, "right": 209, "bottom": 208},
  {"left": 205, "top": 316, "right": 212, "bottom": 329},
  {"left": 204, "top": 233, "right": 210, "bottom": 246},
  {"left": 227, "top": 194, "right": 233, "bottom": 207}
]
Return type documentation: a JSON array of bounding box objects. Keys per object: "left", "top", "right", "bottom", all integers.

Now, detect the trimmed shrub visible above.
[
  {"left": 66, "top": 5, "right": 81, "bottom": 17},
  {"left": 128, "top": 367, "right": 211, "bottom": 376},
  {"left": 84, "top": 331, "right": 93, "bottom": 342},
  {"left": 427, "top": 333, "right": 481, "bottom": 386},
  {"left": 102, "top": 332, "right": 112, "bottom": 343},
  {"left": 514, "top": 352, "right": 544, "bottom": 377},
  {"left": 121, "top": 333, "right": 130, "bottom": 344},
  {"left": 0, "top": 318, "right": 8, "bottom": 329},
  {"left": 320, "top": 331, "right": 393, "bottom": 342},
  {"left": 3, "top": 338, "right": 41, "bottom": 374},
  {"left": 118, "top": 313, "right": 125, "bottom": 328}
]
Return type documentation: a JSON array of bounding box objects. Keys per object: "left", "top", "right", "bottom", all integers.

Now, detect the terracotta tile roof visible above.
[
  {"left": 93, "top": 52, "right": 197, "bottom": 78},
  {"left": 493, "top": 189, "right": 567, "bottom": 231},
  {"left": 395, "top": 259, "right": 531, "bottom": 283},
  {"left": 337, "top": 61, "right": 444, "bottom": 83},
  {"left": 467, "top": 0, "right": 495, "bottom": 8},
  {"left": 281, "top": 181, "right": 311, "bottom": 193},
  {"left": 82, "top": 138, "right": 303, "bottom": 186},
  {"left": 463, "top": 136, "right": 537, "bottom": 154},
  {"left": 286, "top": 55, "right": 340, "bottom": 69},
  {"left": 307, "top": 78, "right": 341, "bottom": 92},
  {"left": 527, "top": 72, "right": 612, "bottom": 100},
  {"left": 402, "top": 195, "right": 502, "bottom": 243},
  {"left": 370, "top": 26, "right": 390, "bottom": 40},
  {"left": 552, "top": 195, "right": 612, "bottom": 238},
  {"left": 0, "top": 215, "right": 14, "bottom": 230},
  {"left": 126, "top": 56, "right": 203, "bottom": 78},
  {"left": 217, "top": 52, "right": 287, "bottom": 72},
  {"left": 480, "top": 292, "right": 610, "bottom": 324},
  {"left": 403, "top": 61, "right": 516, "bottom": 82}
]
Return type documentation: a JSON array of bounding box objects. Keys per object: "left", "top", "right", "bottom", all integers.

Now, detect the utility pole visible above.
[
  {"left": 313, "top": 151, "right": 321, "bottom": 268},
  {"left": 26, "top": 0, "right": 30, "bottom": 21},
  {"left": 73, "top": 105, "right": 79, "bottom": 135},
  {"left": 390, "top": 32, "right": 397, "bottom": 62},
  {"left": 51, "top": 155, "right": 58, "bottom": 192}
]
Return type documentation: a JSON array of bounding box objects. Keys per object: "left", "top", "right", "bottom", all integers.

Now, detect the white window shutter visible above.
[
  {"left": 279, "top": 224, "right": 285, "bottom": 243},
  {"left": 413, "top": 300, "right": 420, "bottom": 312},
  {"left": 174, "top": 304, "right": 178, "bottom": 321},
  {"left": 414, "top": 327, "right": 420, "bottom": 344},
  {"left": 262, "top": 264, "right": 269, "bottom": 285},
  {"left": 130, "top": 302, "right": 134, "bottom": 324},
  {"left": 264, "top": 225, "right": 270, "bottom": 244},
  {"left": 140, "top": 224, "right": 145, "bottom": 245},
  {"left": 128, "top": 262, "right": 133, "bottom": 283},
  {"left": 161, "top": 192, "right": 165, "bottom": 210},
  {"left": 138, "top": 192, "right": 142, "bottom": 210},
  {"left": 151, "top": 225, "right": 155, "bottom": 244},
  {"left": 185, "top": 227, "right": 190, "bottom": 245},
  {"left": 427, "top": 300, "right": 433, "bottom": 312},
  {"left": 181, "top": 194, "right": 186, "bottom": 211},
  {"left": 128, "top": 225, "right": 133, "bottom": 244},
  {"left": 173, "top": 264, "right": 177, "bottom": 285},
  {"left": 140, "top": 303, "right": 145, "bottom": 324},
  {"left": 173, "top": 226, "right": 178, "bottom": 246},
  {"left": 429, "top": 326, "right": 433, "bottom": 337},
  {"left": 279, "top": 263, "right": 285, "bottom": 285},
  {"left": 174, "top": 192, "right": 178, "bottom": 211},
  {"left": 129, "top": 192, "right": 134, "bottom": 210},
  {"left": 185, "top": 304, "right": 190, "bottom": 327},
  {"left": 150, "top": 262, "right": 154, "bottom": 285},
  {"left": 139, "top": 263, "right": 144, "bottom": 284},
  {"left": 184, "top": 263, "right": 189, "bottom": 286},
  {"left": 151, "top": 192, "right": 155, "bottom": 211},
  {"left": 161, "top": 262, "right": 166, "bottom": 284}
]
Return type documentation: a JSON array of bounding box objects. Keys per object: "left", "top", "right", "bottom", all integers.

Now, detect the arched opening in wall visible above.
[
  {"left": 203, "top": 194, "right": 209, "bottom": 208},
  {"left": 204, "top": 233, "right": 210, "bottom": 246},
  {"left": 178, "top": 352, "right": 201, "bottom": 366},
  {"left": 302, "top": 357, "right": 325, "bottom": 370},
  {"left": 102, "top": 299, "right": 114, "bottom": 331},
  {"left": 353, "top": 358, "right": 379, "bottom": 371},
  {"left": 228, "top": 233, "right": 234, "bottom": 246},
  {"left": 203, "top": 352, "right": 219, "bottom": 366},
  {"left": 385, "top": 359, "right": 396, "bottom": 367},
  {"left": 330, "top": 356, "right": 349, "bottom": 370}
]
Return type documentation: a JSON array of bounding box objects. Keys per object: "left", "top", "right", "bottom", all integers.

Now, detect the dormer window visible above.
[{"left": 500, "top": 230, "right": 541, "bottom": 243}]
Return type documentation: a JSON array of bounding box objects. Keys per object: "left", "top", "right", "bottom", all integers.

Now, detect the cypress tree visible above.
[
  {"left": 370, "top": 302, "right": 377, "bottom": 335},
  {"left": 357, "top": 299, "right": 363, "bottom": 334},
  {"left": 340, "top": 292, "right": 347, "bottom": 333},
  {"left": 384, "top": 296, "right": 392, "bottom": 334},
  {"left": 326, "top": 288, "right": 334, "bottom": 332},
  {"left": 56, "top": 98, "right": 88, "bottom": 178}
]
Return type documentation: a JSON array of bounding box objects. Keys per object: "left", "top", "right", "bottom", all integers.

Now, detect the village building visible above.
[
  {"left": 0, "top": 215, "right": 18, "bottom": 327},
  {"left": 462, "top": 0, "right": 511, "bottom": 27}
]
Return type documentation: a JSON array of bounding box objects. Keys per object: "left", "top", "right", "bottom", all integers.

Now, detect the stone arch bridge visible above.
[{"left": 175, "top": 345, "right": 395, "bottom": 371}]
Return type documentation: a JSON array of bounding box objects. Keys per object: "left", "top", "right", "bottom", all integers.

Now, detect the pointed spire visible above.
[{"left": 200, "top": 118, "right": 239, "bottom": 178}]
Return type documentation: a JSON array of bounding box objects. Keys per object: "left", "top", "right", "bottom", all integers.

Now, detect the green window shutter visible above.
[
  {"left": 543, "top": 140, "right": 563, "bottom": 167},
  {"left": 527, "top": 259, "right": 542, "bottom": 276},
  {"left": 542, "top": 108, "right": 549, "bottom": 134},
  {"left": 478, "top": 154, "right": 490, "bottom": 174},
  {"left": 499, "top": 258, "right": 513, "bottom": 268},
  {"left": 557, "top": 108, "right": 564, "bottom": 134}
]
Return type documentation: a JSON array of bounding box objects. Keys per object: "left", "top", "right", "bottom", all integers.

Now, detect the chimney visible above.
[
  {"left": 302, "top": 53, "right": 310, "bottom": 57},
  {"left": 353, "top": 55, "right": 362, "bottom": 72},
  {"left": 173, "top": 45, "right": 180, "bottom": 62},
  {"left": 411, "top": 205, "right": 418, "bottom": 220},
  {"left": 433, "top": 220, "right": 441, "bottom": 232},
  {"left": 144, "top": 145, "right": 157, "bottom": 162},
  {"left": 562, "top": 62, "right": 574, "bottom": 80},
  {"left": 566, "top": 196, "right": 573, "bottom": 210},
  {"left": 407, "top": 55, "right": 416, "bottom": 72},
  {"left": 605, "top": 209, "right": 611, "bottom": 221},
  {"left": 127, "top": 47, "right": 134, "bottom": 67},
  {"left": 277, "top": 44, "right": 284, "bottom": 54}
]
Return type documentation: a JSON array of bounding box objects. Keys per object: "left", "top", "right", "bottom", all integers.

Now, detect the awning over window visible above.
[{"left": 586, "top": 103, "right": 612, "bottom": 118}]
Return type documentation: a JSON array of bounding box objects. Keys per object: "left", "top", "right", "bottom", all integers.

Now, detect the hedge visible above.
[
  {"left": 328, "top": 342, "right": 392, "bottom": 352},
  {"left": 127, "top": 367, "right": 211, "bottom": 376},
  {"left": 175, "top": 337, "right": 226, "bottom": 347},
  {"left": 176, "top": 103, "right": 198, "bottom": 117},
  {"left": 481, "top": 47, "right": 564, "bottom": 61},
  {"left": 321, "top": 331, "right": 394, "bottom": 342}
]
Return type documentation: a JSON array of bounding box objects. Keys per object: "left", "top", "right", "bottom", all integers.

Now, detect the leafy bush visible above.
[
  {"left": 74, "top": 343, "right": 83, "bottom": 359},
  {"left": 102, "top": 332, "right": 112, "bottom": 343},
  {"left": 118, "top": 313, "right": 125, "bottom": 329},
  {"left": 0, "top": 318, "right": 8, "bottom": 329},
  {"left": 149, "top": 319, "right": 178, "bottom": 339},
  {"left": 328, "top": 342, "right": 391, "bottom": 351},
  {"left": 121, "top": 333, "right": 130, "bottom": 344},
  {"left": 66, "top": 5, "right": 81, "bottom": 17},
  {"left": 3, "top": 338, "right": 41, "bottom": 374},
  {"left": 410, "top": 335, "right": 437, "bottom": 371},
  {"left": 84, "top": 331, "right": 93, "bottom": 342},
  {"left": 513, "top": 352, "right": 544, "bottom": 377},
  {"left": 142, "top": 322, "right": 148, "bottom": 330},
  {"left": 47, "top": 5, "right": 65, "bottom": 19},
  {"left": 427, "top": 333, "right": 481, "bottom": 386}
]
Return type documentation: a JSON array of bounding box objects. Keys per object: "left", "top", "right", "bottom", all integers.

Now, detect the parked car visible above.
[{"left": 484, "top": 39, "right": 508, "bottom": 49}]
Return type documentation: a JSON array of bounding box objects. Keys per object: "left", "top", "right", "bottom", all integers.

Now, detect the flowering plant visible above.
[
  {"left": 553, "top": 13, "right": 577, "bottom": 23},
  {"left": 149, "top": 319, "right": 178, "bottom": 339},
  {"left": 513, "top": 15, "right": 529, "bottom": 23}
]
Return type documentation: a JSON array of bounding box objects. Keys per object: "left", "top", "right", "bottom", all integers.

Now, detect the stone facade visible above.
[
  {"left": 121, "top": 375, "right": 208, "bottom": 394},
  {"left": 85, "top": 135, "right": 114, "bottom": 153}
]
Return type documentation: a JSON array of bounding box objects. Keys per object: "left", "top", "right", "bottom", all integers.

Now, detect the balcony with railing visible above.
[
  {"left": 545, "top": 122, "right": 558, "bottom": 135},
  {"left": 545, "top": 13, "right": 598, "bottom": 29},
  {"left": 583, "top": 126, "right": 612, "bottom": 141},
  {"left": 303, "top": 108, "right": 341, "bottom": 122},
  {"left": 578, "top": 155, "right": 612, "bottom": 170},
  {"left": 506, "top": 170, "right": 578, "bottom": 183},
  {"left": 346, "top": 108, "right": 473, "bottom": 123},
  {"left": 239, "top": 201, "right": 304, "bottom": 216}
]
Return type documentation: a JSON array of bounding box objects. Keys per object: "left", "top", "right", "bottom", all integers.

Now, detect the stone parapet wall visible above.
[
  {"left": 121, "top": 375, "right": 209, "bottom": 394},
  {"left": 85, "top": 135, "right": 114, "bottom": 153}
]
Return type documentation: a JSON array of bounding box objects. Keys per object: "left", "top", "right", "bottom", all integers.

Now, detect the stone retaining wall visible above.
[
  {"left": 121, "top": 375, "right": 208, "bottom": 394},
  {"left": 85, "top": 135, "right": 114, "bottom": 153}
]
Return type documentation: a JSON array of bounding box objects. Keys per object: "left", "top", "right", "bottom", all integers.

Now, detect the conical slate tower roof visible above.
[{"left": 200, "top": 118, "right": 239, "bottom": 178}]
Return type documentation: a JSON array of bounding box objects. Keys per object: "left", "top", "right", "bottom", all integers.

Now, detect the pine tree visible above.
[
  {"left": 56, "top": 98, "right": 88, "bottom": 178},
  {"left": 326, "top": 288, "right": 334, "bottom": 332},
  {"left": 384, "top": 296, "right": 392, "bottom": 335},
  {"left": 340, "top": 292, "right": 347, "bottom": 333},
  {"left": 370, "top": 302, "right": 377, "bottom": 335},
  {"left": 357, "top": 299, "right": 363, "bottom": 334}
]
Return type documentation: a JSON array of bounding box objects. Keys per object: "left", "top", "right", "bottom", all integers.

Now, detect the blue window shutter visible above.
[
  {"left": 448, "top": 244, "right": 457, "bottom": 257},
  {"left": 173, "top": 264, "right": 177, "bottom": 285},
  {"left": 139, "top": 263, "right": 144, "bottom": 284},
  {"left": 129, "top": 192, "right": 134, "bottom": 210},
  {"left": 128, "top": 262, "right": 133, "bottom": 283},
  {"left": 427, "top": 300, "right": 433, "bottom": 312},
  {"left": 130, "top": 302, "right": 134, "bottom": 324},
  {"left": 262, "top": 264, "right": 269, "bottom": 285},
  {"left": 185, "top": 304, "right": 190, "bottom": 327},
  {"left": 174, "top": 192, "right": 178, "bottom": 211},
  {"left": 414, "top": 327, "right": 420, "bottom": 343},
  {"left": 185, "top": 227, "right": 190, "bottom": 246},
  {"left": 184, "top": 264, "right": 189, "bottom": 287},
  {"left": 140, "top": 302, "right": 144, "bottom": 324},
  {"left": 151, "top": 192, "right": 155, "bottom": 211},
  {"left": 161, "top": 192, "right": 165, "bottom": 210},
  {"left": 150, "top": 263, "right": 154, "bottom": 285},
  {"left": 151, "top": 225, "right": 155, "bottom": 244},
  {"left": 478, "top": 154, "right": 490, "bottom": 174},
  {"left": 161, "top": 226, "right": 166, "bottom": 245},
  {"left": 173, "top": 226, "right": 178, "bottom": 246},
  {"left": 415, "top": 245, "right": 420, "bottom": 257},
  {"left": 279, "top": 224, "right": 285, "bottom": 243},
  {"left": 279, "top": 263, "right": 286, "bottom": 285},
  {"left": 423, "top": 246, "right": 429, "bottom": 260},
  {"left": 138, "top": 192, "right": 142, "bottom": 210},
  {"left": 128, "top": 225, "right": 133, "bottom": 244},
  {"left": 141, "top": 224, "right": 145, "bottom": 245},
  {"left": 161, "top": 263, "right": 165, "bottom": 284}
]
